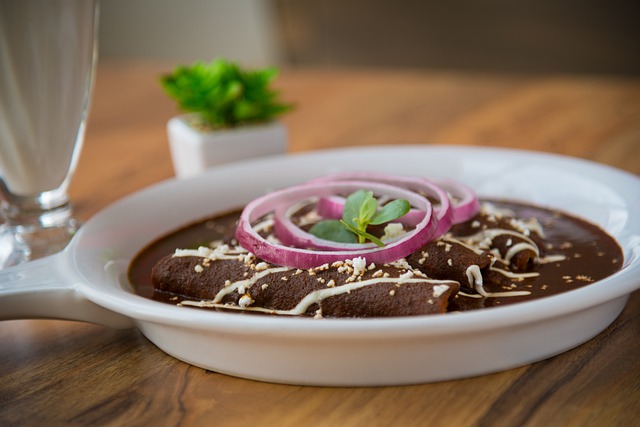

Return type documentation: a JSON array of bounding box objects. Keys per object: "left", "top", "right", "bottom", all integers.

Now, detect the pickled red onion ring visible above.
[
  {"left": 310, "top": 171, "right": 456, "bottom": 237},
  {"left": 429, "top": 177, "right": 480, "bottom": 223},
  {"left": 235, "top": 181, "right": 438, "bottom": 269}
]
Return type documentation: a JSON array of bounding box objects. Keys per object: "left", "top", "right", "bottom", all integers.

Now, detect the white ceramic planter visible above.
[{"left": 167, "top": 114, "right": 287, "bottom": 178}]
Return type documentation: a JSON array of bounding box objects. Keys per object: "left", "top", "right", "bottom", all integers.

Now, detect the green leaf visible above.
[
  {"left": 370, "top": 199, "right": 411, "bottom": 225},
  {"left": 359, "top": 194, "right": 379, "bottom": 224},
  {"left": 309, "top": 220, "right": 357, "bottom": 243},
  {"left": 342, "top": 190, "right": 370, "bottom": 227}
]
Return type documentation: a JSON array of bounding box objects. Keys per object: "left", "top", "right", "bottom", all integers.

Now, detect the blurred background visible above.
[{"left": 99, "top": 0, "right": 639, "bottom": 75}]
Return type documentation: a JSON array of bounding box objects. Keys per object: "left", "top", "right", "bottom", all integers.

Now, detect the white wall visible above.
[{"left": 98, "top": 0, "right": 281, "bottom": 66}]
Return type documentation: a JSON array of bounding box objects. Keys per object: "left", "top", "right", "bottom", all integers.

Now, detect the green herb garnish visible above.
[
  {"left": 309, "top": 190, "right": 411, "bottom": 247},
  {"left": 160, "top": 58, "right": 293, "bottom": 129}
]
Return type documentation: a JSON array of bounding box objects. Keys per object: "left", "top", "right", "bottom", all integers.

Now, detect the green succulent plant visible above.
[{"left": 160, "top": 58, "right": 292, "bottom": 130}]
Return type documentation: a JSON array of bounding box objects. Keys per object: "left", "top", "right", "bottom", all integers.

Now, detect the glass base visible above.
[
  {"left": 0, "top": 177, "right": 82, "bottom": 268},
  {"left": 0, "top": 218, "right": 79, "bottom": 268}
]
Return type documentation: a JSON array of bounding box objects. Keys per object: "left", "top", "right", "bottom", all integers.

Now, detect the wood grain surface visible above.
[{"left": 1, "top": 60, "right": 639, "bottom": 427}]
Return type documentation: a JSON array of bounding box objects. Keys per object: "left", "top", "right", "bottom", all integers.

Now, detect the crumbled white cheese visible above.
[
  {"left": 313, "top": 263, "right": 330, "bottom": 272},
  {"left": 382, "top": 222, "right": 405, "bottom": 240},
  {"left": 239, "top": 294, "right": 254, "bottom": 308},
  {"left": 351, "top": 257, "right": 367, "bottom": 276},
  {"left": 432, "top": 285, "right": 449, "bottom": 298},
  {"left": 254, "top": 262, "right": 268, "bottom": 271}
]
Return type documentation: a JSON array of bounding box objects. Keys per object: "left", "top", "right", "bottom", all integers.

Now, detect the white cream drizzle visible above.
[
  {"left": 490, "top": 266, "right": 539, "bottom": 279},
  {"left": 465, "top": 265, "right": 484, "bottom": 295},
  {"left": 504, "top": 242, "right": 538, "bottom": 264},
  {"left": 180, "top": 277, "right": 457, "bottom": 316},
  {"left": 458, "top": 228, "right": 540, "bottom": 265},
  {"left": 457, "top": 289, "right": 530, "bottom": 298},
  {"left": 537, "top": 254, "right": 567, "bottom": 264},
  {"left": 464, "top": 264, "right": 531, "bottom": 298},
  {"left": 213, "top": 266, "right": 292, "bottom": 302}
]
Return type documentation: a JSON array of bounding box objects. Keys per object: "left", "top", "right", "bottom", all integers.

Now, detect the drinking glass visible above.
[{"left": 0, "top": 0, "right": 99, "bottom": 268}]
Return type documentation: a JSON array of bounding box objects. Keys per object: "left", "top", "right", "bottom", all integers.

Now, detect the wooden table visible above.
[{"left": 2, "top": 60, "right": 639, "bottom": 427}]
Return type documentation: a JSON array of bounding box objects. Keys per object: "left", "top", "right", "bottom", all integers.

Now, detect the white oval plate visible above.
[{"left": 2, "top": 145, "right": 639, "bottom": 386}]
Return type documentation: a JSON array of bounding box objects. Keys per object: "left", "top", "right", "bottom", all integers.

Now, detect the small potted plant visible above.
[{"left": 160, "top": 58, "right": 293, "bottom": 178}]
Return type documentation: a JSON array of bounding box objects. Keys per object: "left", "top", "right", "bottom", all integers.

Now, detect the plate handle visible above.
[{"left": 0, "top": 252, "right": 134, "bottom": 329}]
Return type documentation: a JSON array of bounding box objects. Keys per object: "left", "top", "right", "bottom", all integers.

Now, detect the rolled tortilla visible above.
[
  {"left": 151, "top": 246, "right": 459, "bottom": 318},
  {"left": 406, "top": 239, "right": 493, "bottom": 292}
]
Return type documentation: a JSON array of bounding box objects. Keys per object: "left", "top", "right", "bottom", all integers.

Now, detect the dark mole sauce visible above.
[{"left": 128, "top": 200, "right": 623, "bottom": 312}]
